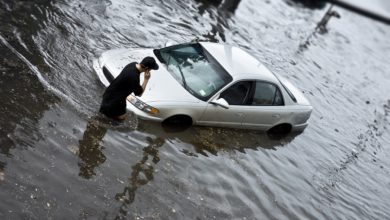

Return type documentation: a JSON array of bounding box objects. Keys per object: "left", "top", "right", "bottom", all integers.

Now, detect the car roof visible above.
[{"left": 199, "top": 42, "right": 279, "bottom": 83}]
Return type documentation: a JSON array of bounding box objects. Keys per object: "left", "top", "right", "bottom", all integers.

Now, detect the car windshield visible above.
[{"left": 154, "top": 43, "right": 232, "bottom": 101}]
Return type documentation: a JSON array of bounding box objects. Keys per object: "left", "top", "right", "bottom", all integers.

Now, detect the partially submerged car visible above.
[{"left": 93, "top": 42, "right": 312, "bottom": 133}]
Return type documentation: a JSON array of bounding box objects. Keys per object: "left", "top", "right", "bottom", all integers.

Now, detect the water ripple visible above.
[{"left": 1, "top": 0, "right": 390, "bottom": 219}]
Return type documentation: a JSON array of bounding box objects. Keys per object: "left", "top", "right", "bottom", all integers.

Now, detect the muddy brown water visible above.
[{"left": 1, "top": 0, "right": 390, "bottom": 219}]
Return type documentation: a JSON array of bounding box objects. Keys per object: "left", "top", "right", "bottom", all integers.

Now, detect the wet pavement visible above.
[{"left": 1, "top": 0, "right": 390, "bottom": 219}]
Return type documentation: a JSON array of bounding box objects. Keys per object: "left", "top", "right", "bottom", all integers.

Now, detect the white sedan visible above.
[{"left": 93, "top": 42, "right": 312, "bottom": 133}]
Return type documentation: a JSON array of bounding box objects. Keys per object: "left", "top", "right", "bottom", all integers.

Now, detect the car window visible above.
[
  {"left": 273, "top": 87, "right": 284, "bottom": 105},
  {"left": 220, "top": 81, "right": 252, "bottom": 105},
  {"left": 251, "top": 81, "right": 284, "bottom": 106},
  {"left": 154, "top": 43, "right": 233, "bottom": 101}
]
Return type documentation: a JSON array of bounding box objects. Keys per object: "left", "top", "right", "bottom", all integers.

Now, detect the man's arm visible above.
[
  {"left": 126, "top": 70, "right": 151, "bottom": 101},
  {"left": 139, "top": 70, "right": 150, "bottom": 96},
  {"left": 139, "top": 69, "right": 151, "bottom": 96}
]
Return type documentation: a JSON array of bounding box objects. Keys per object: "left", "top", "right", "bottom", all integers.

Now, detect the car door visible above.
[
  {"left": 240, "top": 81, "right": 290, "bottom": 130},
  {"left": 198, "top": 81, "right": 252, "bottom": 128}
]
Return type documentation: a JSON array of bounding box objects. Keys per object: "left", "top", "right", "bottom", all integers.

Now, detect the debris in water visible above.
[
  {"left": 0, "top": 171, "right": 4, "bottom": 181},
  {"left": 289, "top": 60, "right": 297, "bottom": 65},
  {"left": 67, "top": 145, "right": 79, "bottom": 155},
  {"left": 117, "top": 178, "right": 125, "bottom": 184}
]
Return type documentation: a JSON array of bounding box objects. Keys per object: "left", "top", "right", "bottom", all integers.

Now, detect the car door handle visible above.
[{"left": 272, "top": 114, "right": 280, "bottom": 118}]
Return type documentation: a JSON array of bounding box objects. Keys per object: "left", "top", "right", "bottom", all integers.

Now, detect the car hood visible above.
[
  {"left": 141, "top": 65, "right": 200, "bottom": 104},
  {"left": 102, "top": 48, "right": 199, "bottom": 103}
]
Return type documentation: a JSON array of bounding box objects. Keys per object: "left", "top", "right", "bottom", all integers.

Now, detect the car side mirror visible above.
[{"left": 210, "top": 98, "right": 229, "bottom": 109}]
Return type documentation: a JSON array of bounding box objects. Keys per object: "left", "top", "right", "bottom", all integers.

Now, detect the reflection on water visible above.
[
  {"left": 298, "top": 4, "right": 341, "bottom": 51},
  {"left": 314, "top": 5, "right": 341, "bottom": 34},
  {"left": 77, "top": 116, "right": 108, "bottom": 179},
  {"left": 1, "top": 0, "right": 390, "bottom": 219},
  {"left": 77, "top": 115, "right": 138, "bottom": 179},
  {"left": 195, "top": 0, "right": 241, "bottom": 42},
  {"left": 140, "top": 122, "right": 298, "bottom": 155},
  {"left": 114, "top": 137, "right": 165, "bottom": 219},
  {"left": 74, "top": 116, "right": 295, "bottom": 218}
]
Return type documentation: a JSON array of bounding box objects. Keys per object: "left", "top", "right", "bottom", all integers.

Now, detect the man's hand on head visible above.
[{"left": 144, "top": 69, "right": 151, "bottom": 80}]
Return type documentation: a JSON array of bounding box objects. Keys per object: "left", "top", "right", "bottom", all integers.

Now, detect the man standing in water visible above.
[{"left": 99, "top": 57, "right": 159, "bottom": 120}]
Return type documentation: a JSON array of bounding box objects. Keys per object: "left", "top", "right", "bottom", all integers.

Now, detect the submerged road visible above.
[{"left": 0, "top": 0, "right": 390, "bottom": 219}]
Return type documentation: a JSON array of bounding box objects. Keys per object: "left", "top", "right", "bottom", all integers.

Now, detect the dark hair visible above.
[{"left": 140, "top": 57, "right": 159, "bottom": 70}]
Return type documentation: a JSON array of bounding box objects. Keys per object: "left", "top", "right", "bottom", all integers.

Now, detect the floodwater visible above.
[{"left": 1, "top": 0, "right": 390, "bottom": 219}]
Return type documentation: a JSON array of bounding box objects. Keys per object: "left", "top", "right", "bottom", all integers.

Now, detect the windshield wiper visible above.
[
  {"left": 176, "top": 62, "right": 187, "bottom": 89},
  {"left": 166, "top": 54, "right": 188, "bottom": 89}
]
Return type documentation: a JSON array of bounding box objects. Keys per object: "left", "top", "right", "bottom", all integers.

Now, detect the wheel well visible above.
[
  {"left": 162, "top": 114, "right": 193, "bottom": 126},
  {"left": 267, "top": 123, "right": 292, "bottom": 135}
]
